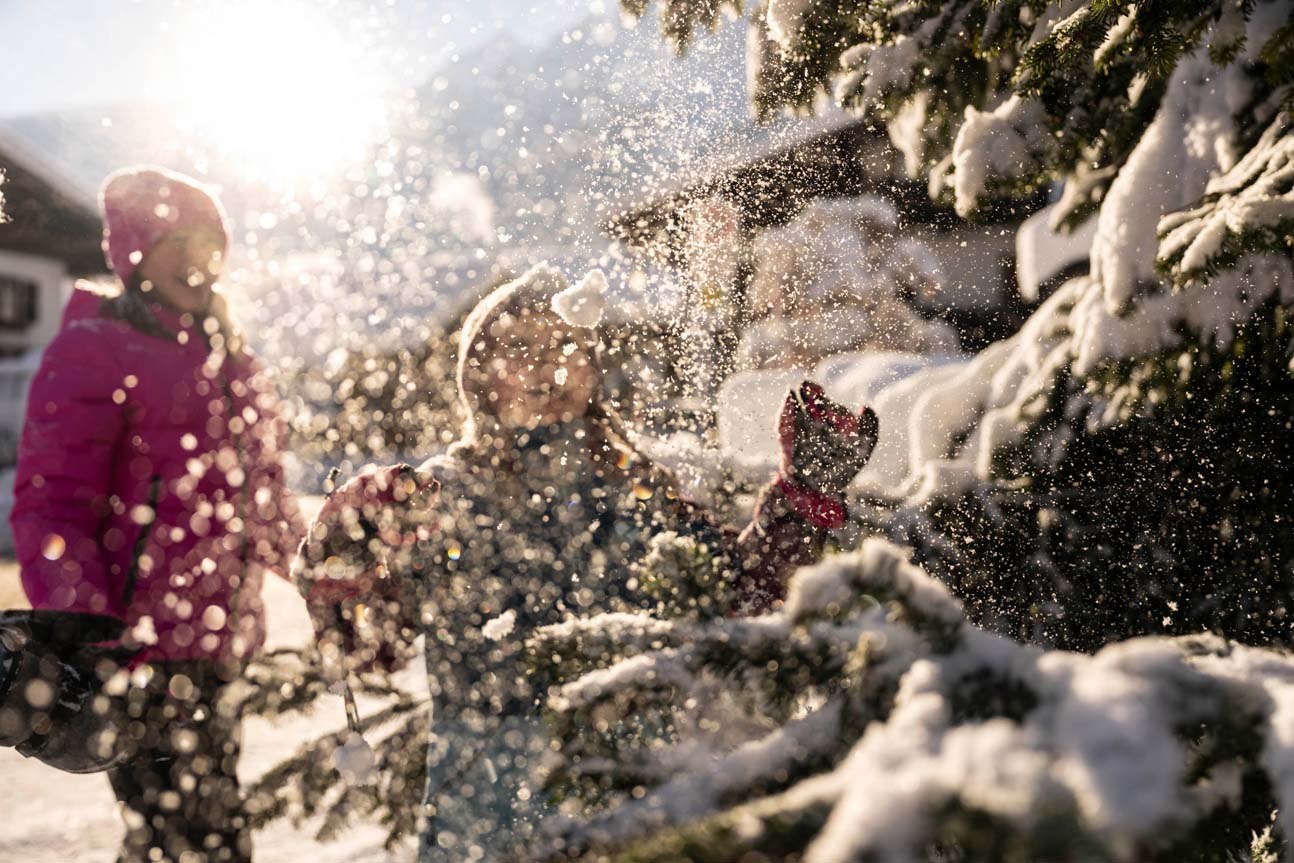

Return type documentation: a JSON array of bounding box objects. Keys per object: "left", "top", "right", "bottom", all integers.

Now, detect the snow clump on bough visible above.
[{"left": 529, "top": 540, "right": 1294, "bottom": 863}]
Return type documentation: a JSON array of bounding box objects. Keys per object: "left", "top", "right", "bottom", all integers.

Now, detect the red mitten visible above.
[
  {"left": 774, "top": 382, "right": 878, "bottom": 527},
  {"left": 296, "top": 464, "right": 436, "bottom": 672},
  {"left": 313, "top": 575, "right": 422, "bottom": 675}
]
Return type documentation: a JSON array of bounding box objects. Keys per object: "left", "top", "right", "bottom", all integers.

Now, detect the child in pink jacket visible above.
[{"left": 10, "top": 166, "right": 302, "bottom": 863}]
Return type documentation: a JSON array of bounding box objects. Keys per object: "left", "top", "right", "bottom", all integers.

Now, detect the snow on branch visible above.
[
  {"left": 557, "top": 697, "right": 848, "bottom": 852},
  {"left": 1158, "top": 112, "right": 1294, "bottom": 286},
  {"left": 535, "top": 541, "right": 1294, "bottom": 862},
  {"left": 536, "top": 612, "right": 882, "bottom": 719},
  {"left": 548, "top": 649, "right": 697, "bottom": 715},
  {"left": 785, "top": 538, "right": 964, "bottom": 649},
  {"left": 950, "top": 96, "right": 1051, "bottom": 218}
]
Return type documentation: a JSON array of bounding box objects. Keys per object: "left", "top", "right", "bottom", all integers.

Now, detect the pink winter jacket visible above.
[{"left": 10, "top": 289, "right": 303, "bottom": 663}]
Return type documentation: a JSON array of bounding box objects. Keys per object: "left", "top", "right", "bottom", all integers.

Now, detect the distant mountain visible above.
[
  {"left": 404, "top": 11, "right": 810, "bottom": 249},
  {"left": 0, "top": 104, "right": 267, "bottom": 217},
  {"left": 0, "top": 11, "right": 834, "bottom": 360}
]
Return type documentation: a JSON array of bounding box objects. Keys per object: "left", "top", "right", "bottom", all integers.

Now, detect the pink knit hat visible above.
[{"left": 99, "top": 166, "right": 229, "bottom": 288}]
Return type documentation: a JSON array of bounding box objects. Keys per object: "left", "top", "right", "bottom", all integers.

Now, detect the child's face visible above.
[
  {"left": 136, "top": 227, "right": 225, "bottom": 313},
  {"left": 472, "top": 308, "right": 598, "bottom": 431}
]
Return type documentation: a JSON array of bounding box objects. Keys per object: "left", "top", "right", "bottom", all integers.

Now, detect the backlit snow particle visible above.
[
  {"left": 483, "top": 609, "right": 517, "bottom": 641},
  {"left": 552, "top": 269, "right": 608, "bottom": 328},
  {"left": 41, "top": 533, "right": 65, "bottom": 561}
]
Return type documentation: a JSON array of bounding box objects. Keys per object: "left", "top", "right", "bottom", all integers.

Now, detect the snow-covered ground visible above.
[{"left": 0, "top": 496, "right": 420, "bottom": 863}]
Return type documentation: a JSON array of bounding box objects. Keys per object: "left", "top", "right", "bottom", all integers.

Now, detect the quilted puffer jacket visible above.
[{"left": 10, "top": 288, "right": 302, "bottom": 662}]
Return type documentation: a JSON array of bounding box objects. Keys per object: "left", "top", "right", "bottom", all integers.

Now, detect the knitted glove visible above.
[
  {"left": 296, "top": 464, "right": 436, "bottom": 674},
  {"left": 310, "top": 578, "right": 421, "bottom": 676},
  {"left": 774, "top": 381, "right": 878, "bottom": 526}
]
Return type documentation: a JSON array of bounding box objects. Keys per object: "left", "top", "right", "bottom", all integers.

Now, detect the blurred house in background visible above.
[
  {"left": 0, "top": 131, "right": 106, "bottom": 551},
  {"left": 604, "top": 116, "right": 1047, "bottom": 459},
  {"left": 606, "top": 118, "right": 1046, "bottom": 359},
  {"left": 0, "top": 132, "right": 103, "bottom": 457}
]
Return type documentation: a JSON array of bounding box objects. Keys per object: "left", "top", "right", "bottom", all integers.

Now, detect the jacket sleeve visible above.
[
  {"left": 246, "top": 367, "right": 306, "bottom": 578},
  {"left": 729, "top": 482, "right": 833, "bottom": 613},
  {"left": 10, "top": 325, "right": 127, "bottom": 617},
  {"left": 650, "top": 462, "right": 834, "bottom": 615}
]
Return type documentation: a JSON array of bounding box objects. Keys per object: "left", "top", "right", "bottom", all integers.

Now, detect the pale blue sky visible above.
[{"left": 0, "top": 0, "right": 600, "bottom": 117}]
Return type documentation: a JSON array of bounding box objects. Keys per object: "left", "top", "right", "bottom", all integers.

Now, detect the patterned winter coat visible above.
[
  {"left": 298, "top": 416, "right": 839, "bottom": 861},
  {"left": 412, "top": 422, "right": 825, "bottom": 720},
  {"left": 295, "top": 263, "right": 870, "bottom": 860},
  {"left": 11, "top": 288, "right": 302, "bottom": 663}
]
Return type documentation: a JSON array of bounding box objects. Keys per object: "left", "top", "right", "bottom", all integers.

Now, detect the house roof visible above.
[
  {"left": 0, "top": 129, "right": 105, "bottom": 274},
  {"left": 603, "top": 112, "right": 1048, "bottom": 260},
  {"left": 602, "top": 116, "right": 953, "bottom": 258}
]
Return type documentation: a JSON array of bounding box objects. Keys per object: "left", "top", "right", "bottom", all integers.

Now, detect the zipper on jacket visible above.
[
  {"left": 219, "top": 363, "right": 251, "bottom": 648},
  {"left": 121, "top": 474, "right": 162, "bottom": 609}
]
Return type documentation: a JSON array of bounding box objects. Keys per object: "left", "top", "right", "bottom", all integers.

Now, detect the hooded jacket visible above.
[
  {"left": 301, "top": 265, "right": 841, "bottom": 695},
  {"left": 11, "top": 288, "right": 302, "bottom": 663},
  {"left": 296, "top": 265, "right": 867, "bottom": 860}
]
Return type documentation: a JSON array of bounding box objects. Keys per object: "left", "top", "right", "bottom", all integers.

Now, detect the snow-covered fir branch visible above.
[
  {"left": 628, "top": 3, "right": 1294, "bottom": 515},
  {"left": 533, "top": 541, "right": 1294, "bottom": 862},
  {"left": 245, "top": 698, "right": 429, "bottom": 849},
  {"left": 1158, "top": 112, "right": 1294, "bottom": 285}
]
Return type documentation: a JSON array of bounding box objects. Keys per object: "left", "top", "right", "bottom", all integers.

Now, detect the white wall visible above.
[
  {"left": 0, "top": 249, "right": 71, "bottom": 354},
  {"left": 0, "top": 250, "right": 72, "bottom": 473}
]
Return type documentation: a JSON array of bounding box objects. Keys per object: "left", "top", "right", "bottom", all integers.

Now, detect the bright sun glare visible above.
[{"left": 169, "top": 2, "right": 387, "bottom": 181}]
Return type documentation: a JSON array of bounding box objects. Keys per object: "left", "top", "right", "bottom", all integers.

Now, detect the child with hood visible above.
[
  {"left": 296, "top": 264, "right": 877, "bottom": 862},
  {"left": 8, "top": 166, "right": 302, "bottom": 863}
]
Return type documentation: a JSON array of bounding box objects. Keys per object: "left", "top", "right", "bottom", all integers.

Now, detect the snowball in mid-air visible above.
[
  {"left": 483, "top": 609, "right": 517, "bottom": 641},
  {"left": 333, "top": 732, "right": 377, "bottom": 785},
  {"left": 552, "top": 269, "right": 608, "bottom": 328}
]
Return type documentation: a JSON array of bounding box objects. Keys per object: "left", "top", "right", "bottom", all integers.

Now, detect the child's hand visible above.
[
  {"left": 310, "top": 576, "right": 421, "bottom": 677},
  {"left": 777, "top": 382, "right": 878, "bottom": 499},
  {"left": 295, "top": 464, "right": 435, "bottom": 672},
  {"left": 297, "top": 464, "right": 435, "bottom": 593}
]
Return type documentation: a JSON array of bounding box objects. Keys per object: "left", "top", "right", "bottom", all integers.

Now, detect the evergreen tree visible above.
[
  {"left": 526, "top": 3, "right": 1294, "bottom": 857},
  {"left": 240, "top": 324, "right": 463, "bottom": 850},
  {"left": 235, "top": 650, "right": 429, "bottom": 850},
  {"left": 530, "top": 542, "right": 1294, "bottom": 862},
  {"left": 623, "top": 0, "right": 1294, "bottom": 650}
]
